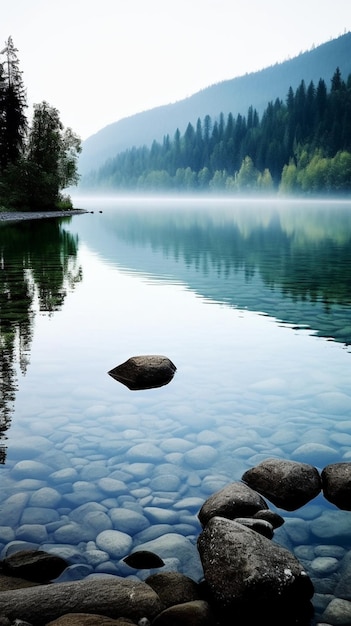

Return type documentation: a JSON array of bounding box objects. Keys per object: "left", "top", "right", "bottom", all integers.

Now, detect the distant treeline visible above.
[{"left": 81, "top": 68, "right": 351, "bottom": 194}]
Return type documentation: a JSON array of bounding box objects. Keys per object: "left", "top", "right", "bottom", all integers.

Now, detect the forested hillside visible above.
[
  {"left": 80, "top": 68, "right": 351, "bottom": 194},
  {"left": 78, "top": 31, "right": 351, "bottom": 176}
]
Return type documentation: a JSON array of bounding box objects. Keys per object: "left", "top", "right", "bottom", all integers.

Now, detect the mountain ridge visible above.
[{"left": 79, "top": 31, "right": 351, "bottom": 176}]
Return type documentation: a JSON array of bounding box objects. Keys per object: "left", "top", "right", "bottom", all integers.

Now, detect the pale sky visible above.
[{"left": 2, "top": 0, "right": 351, "bottom": 140}]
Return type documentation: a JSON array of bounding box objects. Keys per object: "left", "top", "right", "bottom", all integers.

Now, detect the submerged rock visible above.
[
  {"left": 1, "top": 549, "right": 68, "bottom": 583},
  {"left": 108, "top": 355, "right": 176, "bottom": 390},
  {"left": 123, "top": 550, "right": 165, "bottom": 569}
]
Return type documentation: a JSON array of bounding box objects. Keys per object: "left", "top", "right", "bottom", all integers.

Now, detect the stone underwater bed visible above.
[{"left": 0, "top": 458, "right": 351, "bottom": 626}]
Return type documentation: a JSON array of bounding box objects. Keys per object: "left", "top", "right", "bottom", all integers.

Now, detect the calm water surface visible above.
[{"left": 1, "top": 196, "right": 351, "bottom": 624}]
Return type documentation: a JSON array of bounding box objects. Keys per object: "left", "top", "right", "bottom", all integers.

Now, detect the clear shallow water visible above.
[{"left": 1, "top": 196, "right": 351, "bottom": 623}]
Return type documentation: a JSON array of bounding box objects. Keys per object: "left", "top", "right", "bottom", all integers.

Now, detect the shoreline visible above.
[{"left": 0, "top": 209, "right": 88, "bottom": 223}]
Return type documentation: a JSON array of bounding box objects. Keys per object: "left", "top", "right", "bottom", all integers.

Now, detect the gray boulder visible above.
[
  {"left": 1, "top": 549, "right": 68, "bottom": 583},
  {"left": 108, "top": 355, "right": 176, "bottom": 390},
  {"left": 46, "top": 615, "right": 135, "bottom": 625},
  {"left": 151, "top": 600, "right": 214, "bottom": 626},
  {"left": 198, "top": 481, "right": 268, "bottom": 527},
  {"left": 145, "top": 571, "right": 202, "bottom": 608},
  {"left": 0, "top": 577, "right": 162, "bottom": 625},
  {"left": 321, "top": 462, "right": 351, "bottom": 510},
  {"left": 242, "top": 458, "right": 322, "bottom": 510},
  {"left": 197, "top": 517, "right": 314, "bottom": 621},
  {"left": 232, "top": 517, "right": 274, "bottom": 538},
  {"left": 253, "top": 508, "right": 285, "bottom": 528}
]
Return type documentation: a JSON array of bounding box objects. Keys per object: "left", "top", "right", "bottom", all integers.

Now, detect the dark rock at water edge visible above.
[
  {"left": 108, "top": 355, "right": 177, "bottom": 390},
  {"left": 1, "top": 550, "right": 68, "bottom": 583},
  {"left": 197, "top": 516, "right": 314, "bottom": 624},
  {"left": 242, "top": 458, "right": 322, "bottom": 511},
  {"left": 321, "top": 462, "right": 351, "bottom": 510},
  {"left": 0, "top": 577, "right": 162, "bottom": 625},
  {"left": 198, "top": 480, "right": 269, "bottom": 527}
]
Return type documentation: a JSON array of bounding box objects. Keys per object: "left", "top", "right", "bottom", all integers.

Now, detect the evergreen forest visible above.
[
  {"left": 81, "top": 68, "right": 351, "bottom": 195},
  {"left": 0, "top": 37, "right": 81, "bottom": 211}
]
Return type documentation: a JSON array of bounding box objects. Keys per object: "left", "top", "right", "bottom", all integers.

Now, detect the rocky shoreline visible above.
[
  {"left": 1, "top": 459, "right": 351, "bottom": 625},
  {"left": 0, "top": 209, "right": 88, "bottom": 222}
]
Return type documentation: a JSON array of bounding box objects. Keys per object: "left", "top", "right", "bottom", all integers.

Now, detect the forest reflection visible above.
[
  {"left": 0, "top": 218, "right": 82, "bottom": 462},
  {"left": 97, "top": 200, "right": 351, "bottom": 342}
]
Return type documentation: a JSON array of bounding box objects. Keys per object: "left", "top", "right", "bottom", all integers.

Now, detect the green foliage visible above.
[
  {"left": 81, "top": 67, "right": 351, "bottom": 195},
  {"left": 0, "top": 38, "right": 81, "bottom": 210}
]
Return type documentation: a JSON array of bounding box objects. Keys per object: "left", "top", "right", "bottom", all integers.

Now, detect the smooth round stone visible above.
[
  {"left": 292, "top": 442, "right": 339, "bottom": 465},
  {"left": 149, "top": 474, "right": 181, "bottom": 491},
  {"left": 40, "top": 544, "right": 84, "bottom": 563},
  {"left": 7, "top": 436, "right": 50, "bottom": 459},
  {"left": 95, "top": 529, "right": 132, "bottom": 558},
  {"left": 13, "top": 479, "right": 48, "bottom": 491},
  {"left": 160, "top": 438, "right": 193, "bottom": 453},
  {"left": 173, "top": 497, "right": 204, "bottom": 511},
  {"left": 281, "top": 519, "right": 310, "bottom": 544},
  {"left": 20, "top": 507, "right": 60, "bottom": 525},
  {"left": 1, "top": 541, "right": 39, "bottom": 557},
  {"left": 84, "top": 511, "right": 113, "bottom": 532},
  {"left": 196, "top": 429, "right": 223, "bottom": 445},
  {"left": 315, "top": 545, "right": 346, "bottom": 559},
  {"left": 69, "top": 502, "right": 108, "bottom": 524},
  {"left": 98, "top": 478, "right": 128, "bottom": 494},
  {"left": 187, "top": 473, "right": 202, "bottom": 487},
  {"left": 133, "top": 525, "right": 174, "bottom": 544},
  {"left": 54, "top": 522, "right": 94, "bottom": 543},
  {"left": 84, "top": 548, "right": 110, "bottom": 566},
  {"left": 53, "top": 563, "right": 94, "bottom": 582},
  {"left": 0, "top": 527, "right": 15, "bottom": 543},
  {"left": 122, "top": 463, "right": 154, "bottom": 478},
  {"left": 311, "top": 511, "right": 351, "bottom": 541},
  {"left": 130, "top": 488, "right": 152, "bottom": 499},
  {"left": 109, "top": 509, "right": 150, "bottom": 534},
  {"left": 79, "top": 464, "right": 110, "bottom": 481},
  {"left": 125, "top": 443, "right": 164, "bottom": 462},
  {"left": 322, "top": 598, "right": 351, "bottom": 624},
  {"left": 15, "top": 524, "right": 48, "bottom": 543},
  {"left": 29, "top": 487, "right": 62, "bottom": 508},
  {"left": 183, "top": 445, "right": 218, "bottom": 469},
  {"left": 201, "top": 475, "right": 229, "bottom": 494},
  {"left": 310, "top": 556, "right": 339, "bottom": 575},
  {"left": 94, "top": 561, "right": 119, "bottom": 574},
  {"left": 50, "top": 468, "right": 79, "bottom": 483},
  {"left": 144, "top": 507, "right": 179, "bottom": 524},
  {"left": 315, "top": 391, "right": 351, "bottom": 414},
  {"left": 11, "top": 460, "right": 52, "bottom": 479},
  {"left": 330, "top": 432, "right": 351, "bottom": 446}
]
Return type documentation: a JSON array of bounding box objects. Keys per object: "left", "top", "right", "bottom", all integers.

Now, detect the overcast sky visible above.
[{"left": 2, "top": 0, "right": 351, "bottom": 140}]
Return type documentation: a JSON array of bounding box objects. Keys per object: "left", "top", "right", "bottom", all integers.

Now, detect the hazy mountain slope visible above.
[{"left": 79, "top": 31, "right": 351, "bottom": 175}]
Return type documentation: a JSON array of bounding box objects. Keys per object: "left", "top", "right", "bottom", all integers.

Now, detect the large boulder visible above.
[
  {"left": 1, "top": 549, "right": 68, "bottom": 583},
  {"left": 145, "top": 571, "right": 202, "bottom": 608},
  {"left": 197, "top": 517, "right": 314, "bottom": 622},
  {"left": 151, "top": 600, "right": 215, "bottom": 626},
  {"left": 321, "top": 462, "right": 351, "bottom": 510},
  {"left": 0, "top": 577, "right": 162, "bottom": 625},
  {"left": 108, "top": 355, "right": 176, "bottom": 390},
  {"left": 241, "top": 458, "right": 322, "bottom": 511},
  {"left": 198, "top": 481, "right": 268, "bottom": 527}
]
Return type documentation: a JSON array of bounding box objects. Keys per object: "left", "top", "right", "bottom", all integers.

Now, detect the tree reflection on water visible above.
[{"left": 0, "top": 217, "right": 82, "bottom": 462}]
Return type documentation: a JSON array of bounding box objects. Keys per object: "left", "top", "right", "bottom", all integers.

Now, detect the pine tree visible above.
[{"left": 0, "top": 37, "right": 27, "bottom": 171}]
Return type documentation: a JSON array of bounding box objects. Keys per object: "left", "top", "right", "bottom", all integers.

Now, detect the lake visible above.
[{"left": 1, "top": 195, "right": 351, "bottom": 624}]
